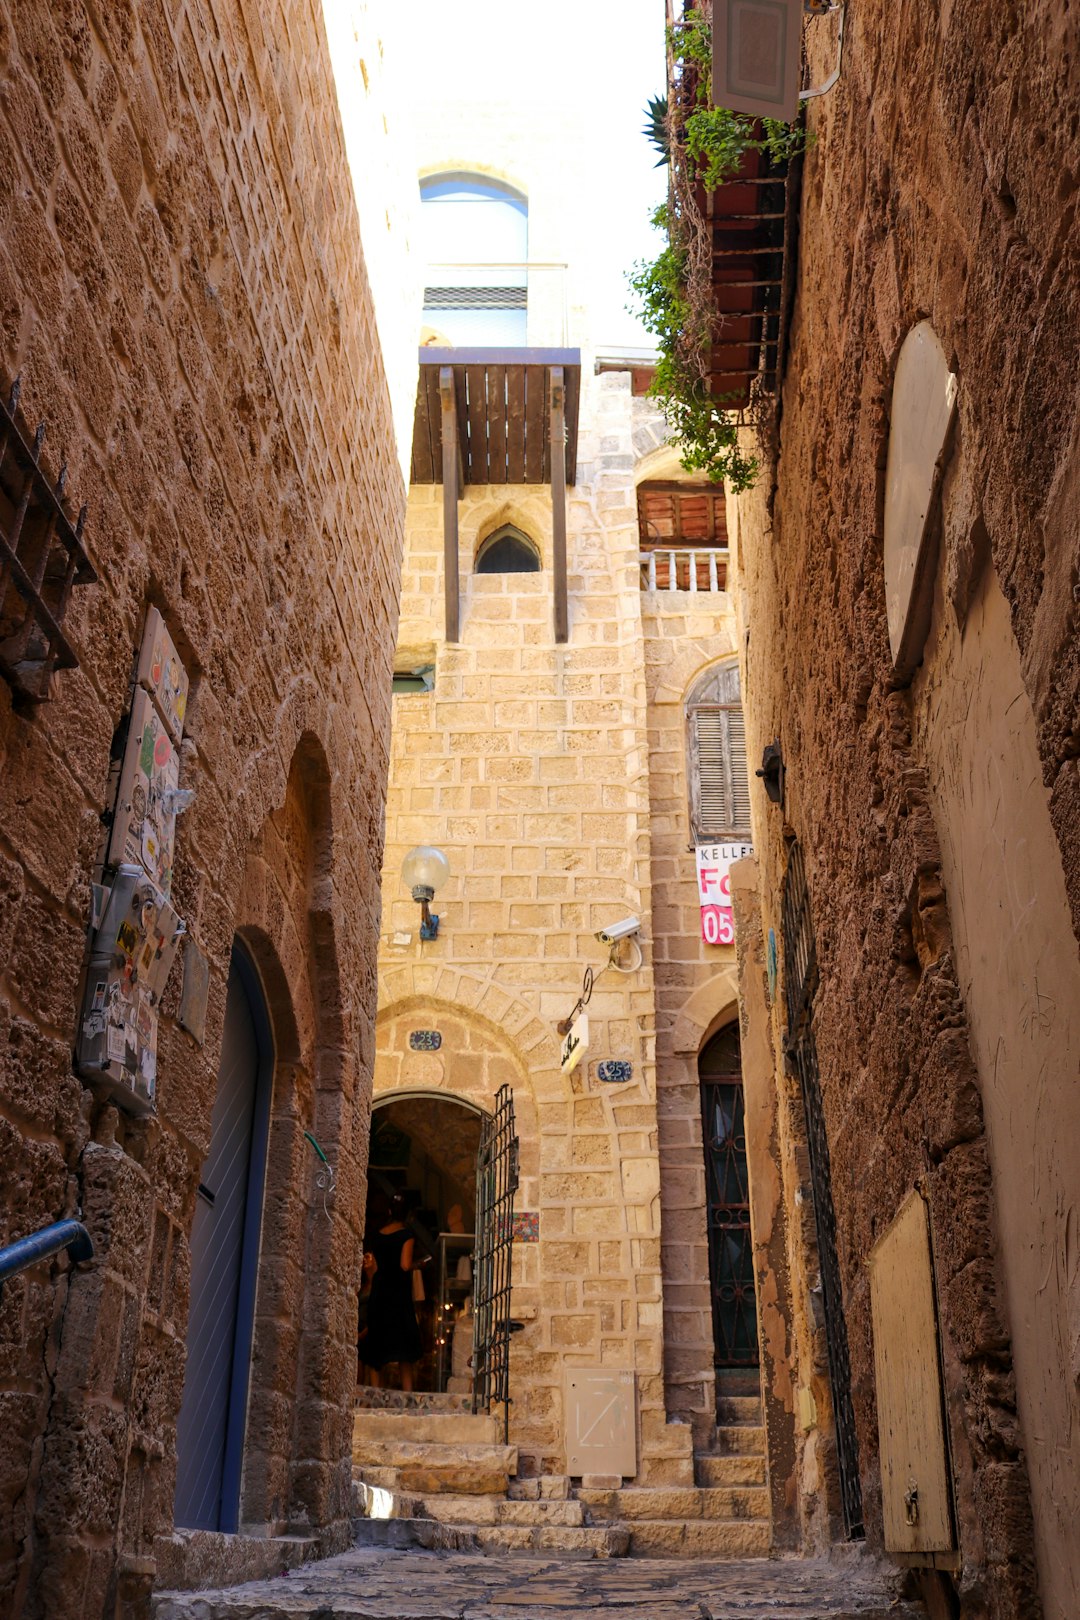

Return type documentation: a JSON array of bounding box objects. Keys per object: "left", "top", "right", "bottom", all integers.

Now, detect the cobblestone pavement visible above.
[{"left": 154, "top": 1545, "right": 925, "bottom": 1620}]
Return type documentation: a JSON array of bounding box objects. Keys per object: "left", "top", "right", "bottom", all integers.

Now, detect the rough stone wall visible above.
[
  {"left": 0, "top": 2, "right": 406, "bottom": 1616},
  {"left": 375, "top": 373, "right": 684, "bottom": 1484},
  {"left": 729, "top": 0, "right": 1080, "bottom": 1612},
  {"left": 641, "top": 568, "right": 741, "bottom": 1442}
]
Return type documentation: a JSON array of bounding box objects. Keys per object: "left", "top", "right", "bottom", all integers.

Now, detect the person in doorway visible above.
[{"left": 364, "top": 1192, "right": 423, "bottom": 1390}]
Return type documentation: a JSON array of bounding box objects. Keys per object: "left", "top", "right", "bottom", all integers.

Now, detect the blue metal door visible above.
[{"left": 175, "top": 948, "right": 271, "bottom": 1531}]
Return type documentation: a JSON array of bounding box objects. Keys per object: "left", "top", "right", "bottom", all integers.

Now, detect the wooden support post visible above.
[
  {"left": 440, "top": 366, "right": 460, "bottom": 643},
  {"left": 550, "top": 366, "right": 568, "bottom": 645}
]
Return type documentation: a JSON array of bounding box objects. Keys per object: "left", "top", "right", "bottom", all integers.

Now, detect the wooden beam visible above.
[
  {"left": 440, "top": 365, "right": 460, "bottom": 643},
  {"left": 550, "top": 366, "right": 568, "bottom": 645}
]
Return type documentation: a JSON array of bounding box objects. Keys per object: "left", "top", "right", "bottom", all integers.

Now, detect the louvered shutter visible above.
[{"left": 691, "top": 704, "right": 752, "bottom": 839}]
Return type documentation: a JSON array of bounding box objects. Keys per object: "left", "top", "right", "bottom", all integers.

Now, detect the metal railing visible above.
[
  {"left": 0, "top": 1219, "right": 94, "bottom": 1293},
  {"left": 639, "top": 547, "right": 730, "bottom": 593}
]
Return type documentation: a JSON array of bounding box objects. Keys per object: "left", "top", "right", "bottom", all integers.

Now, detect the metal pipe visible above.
[{"left": 0, "top": 1219, "right": 94, "bottom": 1288}]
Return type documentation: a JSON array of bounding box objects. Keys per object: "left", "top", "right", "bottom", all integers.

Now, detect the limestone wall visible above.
[
  {"left": 0, "top": 3, "right": 409, "bottom": 1615},
  {"left": 376, "top": 372, "right": 685, "bottom": 1481},
  {"left": 726, "top": 0, "right": 1080, "bottom": 1608},
  {"left": 642, "top": 574, "right": 742, "bottom": 1441}
]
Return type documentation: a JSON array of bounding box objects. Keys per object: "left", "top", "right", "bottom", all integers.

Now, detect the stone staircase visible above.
[
  {"left": 351, "top": 1389, "right": 770, "bottom": 1560},
  {"left": 577, "top": 1391, "right": 770, "bottom": 1557}
]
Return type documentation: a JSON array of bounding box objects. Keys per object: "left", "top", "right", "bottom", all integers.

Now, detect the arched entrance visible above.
[
  {"left": 362, "top": 1091, "right": 486, "bottom": 1394},
  {"left": 699, "top": 1024, "right": 759, "bottom": 1396},
  {"left": 175, "top": 944, "right": 273, "bottom": 1531}
]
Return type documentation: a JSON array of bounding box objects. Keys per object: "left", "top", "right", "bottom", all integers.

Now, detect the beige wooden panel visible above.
[
  {"left": 564, "top": 1371, "right": 636, "bottom": 1478},
  {"left": 868, "top": 1191, "right": 955, "bottom": 1555}
]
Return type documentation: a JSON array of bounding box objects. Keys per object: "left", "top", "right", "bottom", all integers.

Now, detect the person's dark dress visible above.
[{"left": 364, "top": 1227, "right": 422, "bottom": 1369}]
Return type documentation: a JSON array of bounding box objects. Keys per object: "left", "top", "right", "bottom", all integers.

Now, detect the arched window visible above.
[
  {"left": 686, "top": 663, "right": 751, "bottom": 841},
  {"left": 420, "top": 174, "right": 528, "bottom": 345},
  {"left": 475, "top": 525, "right": 541, "bottom": 575}
]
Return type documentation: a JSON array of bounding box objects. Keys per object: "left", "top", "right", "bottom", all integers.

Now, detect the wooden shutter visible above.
[{"left": 691, "top": 704, "right": 751, "bottom": 839}]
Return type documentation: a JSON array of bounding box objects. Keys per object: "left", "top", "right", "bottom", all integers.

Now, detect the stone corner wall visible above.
[{"left": 0, "top": 3, "right": 407, "bottom": 1616}]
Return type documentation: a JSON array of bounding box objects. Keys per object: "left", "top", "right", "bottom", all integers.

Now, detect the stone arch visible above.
[
  {"left": 373, "top": 993, "right": 544, "bottom": 1192},
  {"left": 474, "top": 522, "right": 542, "bottom": 574},
  {"left": 461, "top": 494, "right": 554, "bottom": 570},
  {"left": 376, "top": 964, "right": 562, "bottom": 1081},
  {"left": 220, "top": 730, "right": 359, "bottom": 1539},
  {"left": 634, "top": 443, "right": 687, "bottom": 484},
  {"left": 670, "top": 971, "right": 741, "bottom": 1056},
  {"left": 417, "top": 162, "right": 528, "bottom": 204},
  {"left": 652, "top": 643, "right": 742, "bottom": 708}
]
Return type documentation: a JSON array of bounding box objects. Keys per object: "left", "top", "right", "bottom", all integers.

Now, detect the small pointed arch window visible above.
[
  {"left": 686, "top": 662, "right": 751, "bottom": 841},
  {"left": 475, "top": 525, "right": 541, "bottom": 575}
]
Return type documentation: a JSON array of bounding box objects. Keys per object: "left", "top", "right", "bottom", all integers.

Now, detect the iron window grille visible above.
[
  {"left": 0, "top": 379, "right": 94, "bottom": 702},
  {"left": 782, "top": 839, "right": 864, "bottom": 1538},
  {"left": 472, "top": 1083, "right": 520, "bottom": 1444},
  {"left": 687, "top": 662, "right": 752, "bottom": 841}
]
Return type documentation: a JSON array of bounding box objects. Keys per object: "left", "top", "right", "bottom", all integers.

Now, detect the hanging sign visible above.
[
  {"left": 560, "top": 1012, "right": 589, "bottom": 1073},
  {"left": 696, "top": 841, "right": 753, "bottom": 947}
]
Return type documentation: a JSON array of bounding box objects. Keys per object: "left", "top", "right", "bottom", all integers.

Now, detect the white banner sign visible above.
[{"left": 695, "top": 842, "right": 753, "bottom": 947}]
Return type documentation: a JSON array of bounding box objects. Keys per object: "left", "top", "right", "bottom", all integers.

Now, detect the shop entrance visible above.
[{"left": 360, "top": 1092, "right": 484, "bottom": 1395}]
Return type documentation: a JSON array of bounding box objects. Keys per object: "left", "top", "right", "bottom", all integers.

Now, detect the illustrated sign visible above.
[
  {"left": 136, "top": 606, "right": 189, "bottom": 743},
  {"left": 560, "top": 1012, "right": 589, "bottom": 1073},
  {"left": 78, "top": 609, "right": 191, "bottom": 1113},
  {"left": 696, "top": 841, "right": 753, "bottom": 947}
]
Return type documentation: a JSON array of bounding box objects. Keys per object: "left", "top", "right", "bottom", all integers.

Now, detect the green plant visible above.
[
  {"left": 628, "top": 208, "right": 758, "bottom": 491},
  {"left": 642, "top": 94, "right": 669, "bottom": 167},
  {"left": 627, "top": 6, "right": 810, "bottom": 487}
]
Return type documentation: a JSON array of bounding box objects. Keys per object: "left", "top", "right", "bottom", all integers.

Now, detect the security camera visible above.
[{"left": 595, "top": 915, "right": 641, "bottom": 946}]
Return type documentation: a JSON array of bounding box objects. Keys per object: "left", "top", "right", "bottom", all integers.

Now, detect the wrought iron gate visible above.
[
  {"left": 472, "top": 1084, "right": 519, "bottom": 1442},
  {"left": 782, "top": 841, "right": 865, "bottom": 1539},
  {"left": 700, "top": 1027, "right": 759, "bottom": 1370}
]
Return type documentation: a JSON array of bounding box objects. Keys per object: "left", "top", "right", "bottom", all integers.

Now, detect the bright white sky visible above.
[{"left": 406, "top": 0, "right": 668, "bottom": 352}]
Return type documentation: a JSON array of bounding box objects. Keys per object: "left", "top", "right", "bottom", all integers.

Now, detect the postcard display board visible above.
[{"left": 77, "top": 609, "right": 190, "bottom": 1112}]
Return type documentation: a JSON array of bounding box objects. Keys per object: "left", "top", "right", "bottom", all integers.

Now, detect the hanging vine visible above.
[{"left": 629, "top": 6, "right": 809, "bottom": 490}]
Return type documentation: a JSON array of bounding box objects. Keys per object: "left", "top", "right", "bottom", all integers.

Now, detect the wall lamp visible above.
[{"left": 401, "top": 845, "right": 451, "bottom": 940}]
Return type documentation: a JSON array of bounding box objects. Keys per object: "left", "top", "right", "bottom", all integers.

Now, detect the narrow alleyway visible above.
[{"left": 153, "top": 1547, "right": 923, "bottom": 1620}]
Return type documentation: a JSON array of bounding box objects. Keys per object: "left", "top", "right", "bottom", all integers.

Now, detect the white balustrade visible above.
[{"left": 638, "top": 548, "right": 729, "bottom": 594}]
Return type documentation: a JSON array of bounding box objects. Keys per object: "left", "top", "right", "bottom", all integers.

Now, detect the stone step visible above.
[
  {"left": 354, "top": 1408, "right": 500, "bottom": 1446},
  {"left": 714, "top": 1394, "right": 763, "bottom": 1425},
  {"left": 624, "top": 1517, "right": 771, "bottom": 1558},
  {"left": 352, "top": 1517, "right": 629, "bottom": 1559},
  {"left": 577, "top": 1485, "right": 769, "bottom": 1523},
  {"left": 508, "top": 1473, "right": 571, "bottom": 1500},
  {"left": 352, "top": 1439, "right": 517, "bottom": 1496},
  {"left": 708, "top": 1423, "right": 767, "bottom": 1456},
  {"left": 353, "top": 1386, "right": 473, "bottom": 1414},
  {"left": 693, "top": 1451, "right": 767, "bottom": 1487}
]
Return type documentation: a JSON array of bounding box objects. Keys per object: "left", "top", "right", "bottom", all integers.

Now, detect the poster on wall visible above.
[
  {"left": 77, "top": 865, "right": 183, "bottom": 1111},
  {"left": 107, "top": 687, "right": 180, "bottom": 896},
  {"left": 135, "top": 606, "right": 190, "bottom": 743},
  {"left": 696, "top": 841, "right": 753, "bottom": 946}
]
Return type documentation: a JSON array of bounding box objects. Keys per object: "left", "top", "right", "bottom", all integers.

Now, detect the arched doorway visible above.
[
  {"left": 175, "top": 944, "right": 273, "bottom": 1531},
  {"left": 699, "top": 1025, "right": 759, "bottom": 1395},
  {"left": 362, "top": 1091, "right": 485, "bottom": 1395}
]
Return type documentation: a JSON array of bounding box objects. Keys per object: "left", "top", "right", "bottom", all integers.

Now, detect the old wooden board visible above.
[
  {"left": 486, "top": 363, "right": 507, "bottom": 483},
  {"left": 525, "top": 364, "right": 545, "bottom": 482},
  {"left": 411, "top": 352, "right": 581, "bottom": 488},
  {"left": 465, "top": 363, "right": 488, "bottom": 484},
  {"left": 506, "top": 367, "right": 526, "bottom": 482},
  {"left": 868, "top": 1191, "right": 955, "bottom": 1558},
  {"left": 564, "top": 361, "right": 580, "bottom": 485}
]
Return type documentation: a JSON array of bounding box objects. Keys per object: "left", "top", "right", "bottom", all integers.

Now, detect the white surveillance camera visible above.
[{"left": 595, "top": 915, "right": 641, "bottom": 946}]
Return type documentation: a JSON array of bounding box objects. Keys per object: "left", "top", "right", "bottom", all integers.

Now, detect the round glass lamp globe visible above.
[{"left": 402, "top": 845, "right": 451, "bottom": 901}]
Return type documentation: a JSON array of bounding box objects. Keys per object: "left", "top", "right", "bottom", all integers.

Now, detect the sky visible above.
[{"left": 405, "top": 0, "right": 669, "bottom": 352}]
